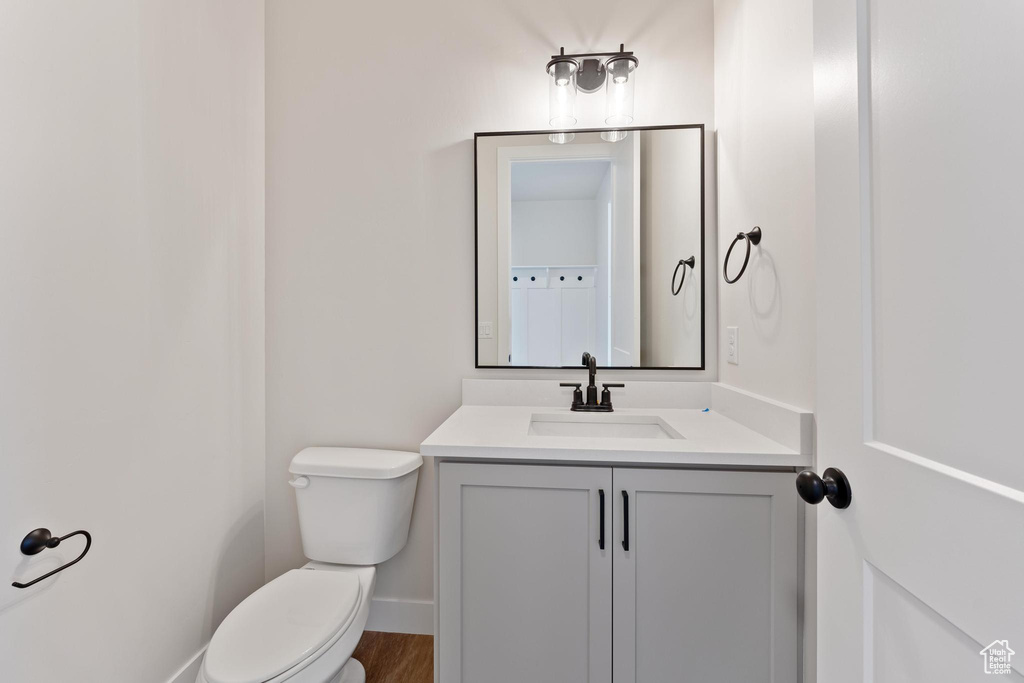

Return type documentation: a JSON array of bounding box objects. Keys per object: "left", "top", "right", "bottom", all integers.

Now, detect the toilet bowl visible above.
[
  {"left": 198, "top": 564, "right": 374, "bottom": 683},
  {"left": 197, "top": 448, "right": 422, "bottom": 683}
]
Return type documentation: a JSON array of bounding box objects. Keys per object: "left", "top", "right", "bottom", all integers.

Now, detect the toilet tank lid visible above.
[{"left": 290, "top": 447, "right": 423, "bottom": 479}]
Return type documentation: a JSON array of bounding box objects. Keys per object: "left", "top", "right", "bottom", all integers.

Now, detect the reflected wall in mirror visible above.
[{"left": 476, "top": 125, "right": 704, "bottom": 369}]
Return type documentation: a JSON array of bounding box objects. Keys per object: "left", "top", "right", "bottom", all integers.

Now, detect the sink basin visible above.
[{"left": 528, "top": 413, "right": 683, "bottom": 440}]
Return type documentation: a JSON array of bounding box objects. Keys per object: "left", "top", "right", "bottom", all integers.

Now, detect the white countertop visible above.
[{"left": 420, "top": 405, "right": 811, "bottom": 469}]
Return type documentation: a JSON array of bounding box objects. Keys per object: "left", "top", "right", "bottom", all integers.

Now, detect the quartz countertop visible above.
[{"left": 421, "top": 404, "right": 811, "bottom": 469}]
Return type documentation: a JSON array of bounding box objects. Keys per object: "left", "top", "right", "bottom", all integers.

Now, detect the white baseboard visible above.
[
  {"left": 365, "top": 597, "right": 434, "bottom": 635},
  {"left": 167, "top": 645, "right": 206, "bottom": 683}
]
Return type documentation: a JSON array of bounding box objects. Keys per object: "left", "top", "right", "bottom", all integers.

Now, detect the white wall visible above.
[
  {"left": 714, "top": 1, "right": 816, "bottom": 681},
  {"left": 266, "top": 0, "right": 718, "bottom": 627},
  {"left": 0, "top": 3, "right": 265, "bottom": 681},
  {"left": 640, "top": 128, "right": 704, "bottom": 367},
  {"left": 714, "top": 0, "right": 816, "bottom": 411},
  {"left": 512, "top": 200, "right": 599, "bottom": 266}
]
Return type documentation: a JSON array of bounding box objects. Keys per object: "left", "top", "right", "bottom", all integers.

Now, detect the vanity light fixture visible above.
[{"left": 546, "top": 44, "right": 639, "bottom": 143}]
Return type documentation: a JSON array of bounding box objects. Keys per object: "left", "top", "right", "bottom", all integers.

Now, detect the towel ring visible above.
[
  {"left": 723, "top": 226, "right": 762, "bottom": 284},
  {"left": 671, "top": 256, "right": 696, "bottom": 295},
  {"left": 11, "top": 528, "right": 92, "bottom": 589}
]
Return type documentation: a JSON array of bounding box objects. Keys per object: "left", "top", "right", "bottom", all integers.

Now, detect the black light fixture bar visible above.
[{"left": 550, "top": 44, "right": 634, "bottom": 61}]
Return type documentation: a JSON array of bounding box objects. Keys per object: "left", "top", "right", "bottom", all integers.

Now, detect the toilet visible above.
[{"left": 196, "top": 447, "right": 422, "bottom": 683}]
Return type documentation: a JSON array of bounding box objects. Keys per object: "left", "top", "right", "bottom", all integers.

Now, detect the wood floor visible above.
[{"left": 351, "top": 631, "right": 434, "bottom": 683}]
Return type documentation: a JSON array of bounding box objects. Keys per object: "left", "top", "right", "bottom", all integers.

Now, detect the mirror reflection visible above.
[{"left": 476, "top": 126, "right": 704, "bottom": 368}]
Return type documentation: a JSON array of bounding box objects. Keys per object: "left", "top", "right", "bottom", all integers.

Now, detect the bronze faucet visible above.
[{"left": 560, "top": 352, "right": 624, "bottom": 412}]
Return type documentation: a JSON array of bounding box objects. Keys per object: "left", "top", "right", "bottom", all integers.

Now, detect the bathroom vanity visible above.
[{"left": 424, "top": 380, "right": 812, "bottom": 683}]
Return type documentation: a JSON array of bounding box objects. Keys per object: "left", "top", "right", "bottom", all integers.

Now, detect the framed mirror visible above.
[{"left": 475, "top": 125, "right": 704, "bottom": 369}]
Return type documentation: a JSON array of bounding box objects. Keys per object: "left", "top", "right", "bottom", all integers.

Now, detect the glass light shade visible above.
[
  {"left": 604, "top": 57, "right": 636, "bottom": 125},
  {"left": 549, "top": 132, "right": 576, "bottom": 144},
  {"left": 547, "top": 60, "right": 578, "bottom": 127},
  {"left": 601, "top": 130, "right": 628, "bottom": 142}
]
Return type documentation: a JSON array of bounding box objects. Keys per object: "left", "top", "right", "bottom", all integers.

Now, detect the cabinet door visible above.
[
  {"left": 613, "top": 468, "right": 799, "bottom": 683},
  {"left": 439, "top": 463, "right": 612, "bottom": 683}
]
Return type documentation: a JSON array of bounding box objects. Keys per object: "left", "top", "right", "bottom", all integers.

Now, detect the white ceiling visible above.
[{"left": 511, "top": 159, "right": 612, "bottom": 202}]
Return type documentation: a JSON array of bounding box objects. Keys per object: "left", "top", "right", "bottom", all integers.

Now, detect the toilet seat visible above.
[{"left": 203, "top": 569, "right": 362, "bottom": 683}]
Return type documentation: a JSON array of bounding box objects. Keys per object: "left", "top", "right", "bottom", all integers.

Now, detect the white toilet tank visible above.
[{"left": 289, "top": 447, "right": 422, "bottom": 565}]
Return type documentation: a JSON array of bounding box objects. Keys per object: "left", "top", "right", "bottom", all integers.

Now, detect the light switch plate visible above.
[
  {"left": 727, "top": 326, "right": 739, "bottom": 365},
  {"left": 478, "top": 322, "right": 494, "bottom": 339}
]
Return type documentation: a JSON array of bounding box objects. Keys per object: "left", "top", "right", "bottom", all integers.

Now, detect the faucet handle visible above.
[
  {"left": 600, "top": 383, "right": 624, "bottom": 407},
  {"left": 560, "top": 383, "right": 584, "bottom": 406}
]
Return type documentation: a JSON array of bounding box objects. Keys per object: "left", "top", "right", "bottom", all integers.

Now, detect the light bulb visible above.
[
  {"left": 552, "top": 61, "right": 573, "bottom": 87},
  {"left": 606, "top": 55, "right": 636, "bottom": 84}
]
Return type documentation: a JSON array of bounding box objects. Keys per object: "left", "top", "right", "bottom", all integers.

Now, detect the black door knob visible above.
[{"left": 796, "top": 467, "right": 852, "bottom": 509}]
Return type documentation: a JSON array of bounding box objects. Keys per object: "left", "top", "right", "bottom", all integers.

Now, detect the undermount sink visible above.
[{"left": 528, "top": 413, "right": 683, "bottom": 440}]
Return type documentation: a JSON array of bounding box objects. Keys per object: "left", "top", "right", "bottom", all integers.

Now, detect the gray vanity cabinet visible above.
[
  {"left": 438, "top": 463, "right": 799, "bottom": 683},
  {"left": 438, "top": 462, "right": 612, "bottom": 683}
]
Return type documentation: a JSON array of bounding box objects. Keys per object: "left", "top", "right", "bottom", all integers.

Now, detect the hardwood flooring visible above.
[{"left": 350, "top": 631, "right": 434, "bottom": 683}]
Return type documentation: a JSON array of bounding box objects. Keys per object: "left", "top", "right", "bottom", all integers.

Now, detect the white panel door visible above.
[
  {"left": 561, "top": 287, "right": 595, "bottom": 366},
  {"left": 815, "top": 0, "right": 1024, "bottom": 680},
  {"left": 612, "top": 468, "right": 798, "bottom": 683},
  {"left": 526, "top": 287, "right": 559, "bottom": 366},
  {"left": 438, "top": 463, "right": 612, "bottom": 683}
]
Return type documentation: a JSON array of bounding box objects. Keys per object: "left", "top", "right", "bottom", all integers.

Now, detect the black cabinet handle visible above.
[
  {"left": 621, "top": 490, "right": 630, "bottom": 551},
  {"left": 598, "top": 489, "right": 605, "bottom": 550}
]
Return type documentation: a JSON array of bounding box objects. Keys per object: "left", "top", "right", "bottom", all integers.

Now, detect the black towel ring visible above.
[
  {"left": 11, "top": 528, "right": 92, "bottom": 589},
  {"left": 723, "top": 226, "right": 762, "bottom": 284},
  {"left": 671, "top": 256, "right": 696, "bottom": 295}
]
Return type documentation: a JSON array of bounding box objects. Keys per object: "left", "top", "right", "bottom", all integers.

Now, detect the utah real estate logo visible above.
[{"left": 980, "top": 640, "right": 1015, "bottom": 675}]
